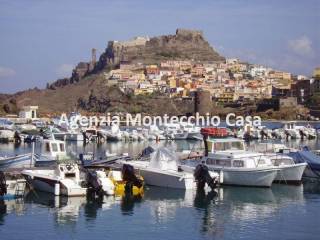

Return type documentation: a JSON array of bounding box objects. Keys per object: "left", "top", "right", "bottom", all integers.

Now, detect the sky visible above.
[{"left": 0, "top": 0, "right": 319, "bottom": 93}]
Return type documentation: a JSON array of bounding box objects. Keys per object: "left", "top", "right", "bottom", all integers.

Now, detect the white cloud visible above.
[
  {"left": 288, "top": 36, "right": 314, "bottom": 57},
  {"left": 56, "top": 64, "right": 74, "bottom": 77},
  {"left": 0, "top": 66, "right": 16, "bottom": 78}
]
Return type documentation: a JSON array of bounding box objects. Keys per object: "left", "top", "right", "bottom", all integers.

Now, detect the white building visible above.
[
  {"left": 250, "top": 66, "right": 268, "bottom": 77},
  {"left": 19, "top": 106, "right": 38, "bottom": 120}
]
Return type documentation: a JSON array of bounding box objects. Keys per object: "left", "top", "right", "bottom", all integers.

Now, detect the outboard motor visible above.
[
  {"left": 0, "top": 171, "right": 7, "bottom": 196},
  {"left": 271, "top": 131, "right": 277, "bottom": 139},
  {"left": 299, "top": 129, "right": 307, "bottom": 140},
  {"left": 122, "top": 164, "right": 143, "bottom": 194},
  {"left": 86, "top": 170, "right": 103, "bottom": 195},
  {"left": 284, "top": 130, "right": 290, "bottom": 140},
  {"left": 24, "top": 135, "right": 36, "bottom": 143},
  {"left": 194, "top": 163, "right": 217, "bottom": 190},
  {"left": 14, "top": 131, "right": 21, "bottom": 144},
  {"left": 260, "top": 129, "right": 268, "bottom": 140}
]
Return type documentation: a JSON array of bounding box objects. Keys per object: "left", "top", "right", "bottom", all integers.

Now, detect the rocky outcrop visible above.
[
  {"left": 96, "top": 28, "right": 225, "bottom": 71},
  {"left": 48, "top": 29, "right": 224, "bottom": 88}
]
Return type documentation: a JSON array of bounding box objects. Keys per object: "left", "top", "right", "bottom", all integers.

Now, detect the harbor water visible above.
[{"left": 1, "top": 139, "right": 320, "bottom": 239}]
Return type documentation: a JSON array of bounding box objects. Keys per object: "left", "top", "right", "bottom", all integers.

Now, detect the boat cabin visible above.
[
  {"left": 201, "top": 132, "right": 271, "bottom": 169},
  {"left": 43, "top": 139, "right": 67, "bottom": 160},
  {"left": 206, "top": 138, "right": 246, "bottom": 153},
  {"left": 54, "top": 164, "right": 80, "bottom": 180}
]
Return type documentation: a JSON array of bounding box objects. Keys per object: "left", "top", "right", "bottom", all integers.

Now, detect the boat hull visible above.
[
  {"left": 0, "top": 154, "right": 32, "bottom": 170},
  {"left": 274, "top": 163, "right": 307, "bottom": 184},
  {"left": 137, "top": 168, "right": 195, "bottom": 189},
  {"left": 22, "top": 175, "right": 86, "bottom": 196},
  {"left": 208, "top": 167, "right": 278, "bottom": 187}
]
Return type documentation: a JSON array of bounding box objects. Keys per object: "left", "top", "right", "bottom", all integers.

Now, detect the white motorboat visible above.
[
  {"left": 119, "top": 147, "right": 218, "bottom": 189},
  {"left": 257, "top": 126, "right": 273, "bottom": 139},
  {"left": 237, "top": 124, "right": 259, "bottom": 140},
  {"left": 283, "top": 121, "right": 302, "bottom": 139},
  {"left": 180, "top": 122, "right": 201, "bottom": 140},
  {"left": 200, "top": 129, "right": 306, "bottom": 185},
  {"left": 0, "top": 118, "right": 15, "bottom": 130},
  {"left": 250, "top": 143, "right": 307, "bottom": 183},
  {"left": 304, "top": 125, "right": 317, "bottom": 139},
  {"left": 147, "top": 125, "right": 166, "bottom": 141},
  {"left": 16, "top": 124, "right": 37, "bottom": 132},
  {"left": 22, "top": 163, "right": 87, "bottom": 196},
  {"left": 282, "top": 122, "right": 317, "bottom": 139},
  {"left": 266, "top": 153, "right": 307, "bottom": 184},
  {"left": 181, "top": 128, "right": 279, "bottom": 187},
  {"left": 271, "top": 145, "right": 320, "bottom": 179},
  {"left": 100, "top": 124, "right": 123, "bottom": 141},
  {"left": 271, "top": 128, "right": 286, "bottom": 139},
  {"left": 0, "top": 129, "right": 15, "bottom": 142},
  {"left": 161, "top": 123, "right": 189, "bottom": 140}
]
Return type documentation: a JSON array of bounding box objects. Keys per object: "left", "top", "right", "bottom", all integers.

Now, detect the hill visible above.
[{"left": 0, "top": 29, "right": 224, "bottom": 116}]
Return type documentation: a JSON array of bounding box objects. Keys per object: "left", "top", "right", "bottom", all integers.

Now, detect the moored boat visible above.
[
  {"left": 22, "top": 163, "right": 87, "bottom": 196},
  {"left": 119, "top": 147, "right": 218, "bottom": 190},
  {"left": 181, "top": 128, "right": 279, "bottom": 187}
]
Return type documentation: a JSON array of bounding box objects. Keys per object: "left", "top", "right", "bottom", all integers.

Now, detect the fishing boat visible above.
[
  {"left": 22, "top": 163, "right": 87, "bottom": 196},
  {"left": 196, "top": 128, "right": 306, "bottom": 186},
  {"left": 34, "top": 139, "right": 69, "bottom": 166},
  {"left": 180, "top": 128, "right": 279, "bottom": 187}
]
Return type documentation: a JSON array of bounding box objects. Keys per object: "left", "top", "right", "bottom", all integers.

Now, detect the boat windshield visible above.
[
  {"left": 51, "top": 143, "right": 58, "bottom": 152},
  {"left": 214, "top": 141, "right": 244, "bottom": 151},
  {"left": 149, "top": 147, "right": 179, "bottom": 171}
]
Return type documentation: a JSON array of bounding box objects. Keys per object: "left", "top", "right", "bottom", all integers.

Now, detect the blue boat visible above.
[
  {"left": 0, "top": 153, "right": 33, "bottom": 170},
  {"left": 289, "top": 147, "right": 320, "bottom": 179}
]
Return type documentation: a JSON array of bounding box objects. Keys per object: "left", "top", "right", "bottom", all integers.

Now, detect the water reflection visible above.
[
  {"left": 194, "top": 189, "right": 219, "bottom": 234},
  {"left": 0, "top": 182, "right": 319, "bottom": 238},
  {"left": 0, "top": 199, "right": 6, "bottom": 225},
  {"left": 0, "top": 198, "right": 25, "bottom": 225}
]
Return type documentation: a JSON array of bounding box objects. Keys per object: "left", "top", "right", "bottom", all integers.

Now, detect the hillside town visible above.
[{"left": 100, "top": 56, "right": 320, "bottom": 118}]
